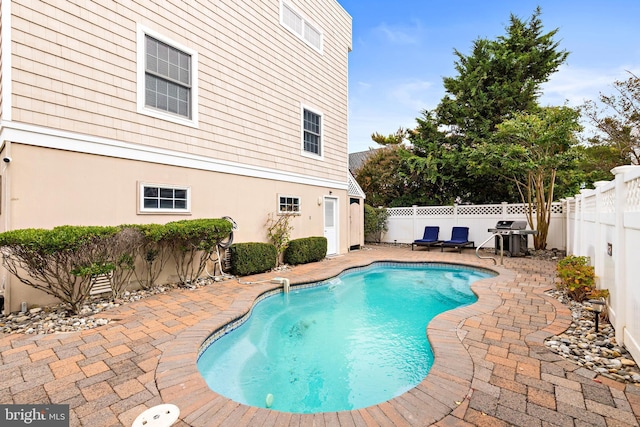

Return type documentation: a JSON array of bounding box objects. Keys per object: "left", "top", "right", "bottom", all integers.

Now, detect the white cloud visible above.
[
  {"left": 540, "top": 64, "right": 640, "bottom": 107},
  {"left": 373, "top": 21, "right": 423, "bottom": 45},
  {"left": 357, "top": 81, "right": 372, "bottom": 91},
  {"left": 388, "top": 80, "right": 437, "bottom": 111}
]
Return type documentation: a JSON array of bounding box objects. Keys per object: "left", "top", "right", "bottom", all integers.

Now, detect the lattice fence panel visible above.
[
  {"left": 601, "top": 188, "right": 616, "bottom": 214},
  {"left": 507, "top": 204, "right": 533, "bottom": 215},
  {"left": 583, "top": 195, "right": 597, "bottom": 213},
  {"left": 457, "top": 205, "right": 503, "bottom": 216},
  {"left": 416, "top": 206, "right": 454, "bottom": 216},
  {"left": 387, "top": 207, "right": 414, "bottom": 218},
  {"left": 627, "top": 176, "right": 640, "bottom": 212}
]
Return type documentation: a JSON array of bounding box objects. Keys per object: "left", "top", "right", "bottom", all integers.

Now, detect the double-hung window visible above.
[
  {"left": 139, "top": 183, "right": 191, "bottom": 214},
  {"left": 302, "top": 108, "right": 322, "bottom": 157},
  {"left": 137, "top": 25, "right": 198, "bottom": 126}
]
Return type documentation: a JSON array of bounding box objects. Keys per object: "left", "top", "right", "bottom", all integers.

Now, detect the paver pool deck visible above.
[{"left": 1, "top": 246, "right": 639, "bottom": 426}]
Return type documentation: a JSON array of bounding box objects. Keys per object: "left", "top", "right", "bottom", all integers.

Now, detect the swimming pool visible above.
[{"left": 197, "top": 262, "right": 494, "bottom": 413}]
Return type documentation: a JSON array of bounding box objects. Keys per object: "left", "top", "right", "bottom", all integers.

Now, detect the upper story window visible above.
[
  {"left": 145, "top": 36, "right": 191, "bottom": 117},
  {"left": 137, "top": 25, "right": 198, "bottom": 127},
  {"left": 139, "top": 182, "right": 191, "bottom": 214},
  {"left": 281, "top": 2, "right": 323, "bottom": 53},
  {"left": 302, "top": 107, "right": 322, "bottom": 157}
]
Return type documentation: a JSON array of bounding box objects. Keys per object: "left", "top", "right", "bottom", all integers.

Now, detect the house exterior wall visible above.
[
  {"left": 8, "top": 0, "right": 350, "bottom": 180},
  {"left": 4, "top": 143, "right": 348, "bottom": 310},
  {"left": 0, "top": 0, "right": 352, "bottom": 312}
]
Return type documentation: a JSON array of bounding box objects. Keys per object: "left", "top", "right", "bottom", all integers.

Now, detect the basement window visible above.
[
  {"left": 140, "top": 183, "right": 191, "bottom": 213},
  {"left": 278, "top": 195, "right": 301, "bottom": 214}
]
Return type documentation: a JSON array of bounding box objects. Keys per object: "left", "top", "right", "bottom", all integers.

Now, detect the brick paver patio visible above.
[{"left": 1, "top": 246, "right": 639, "bottom": 426}]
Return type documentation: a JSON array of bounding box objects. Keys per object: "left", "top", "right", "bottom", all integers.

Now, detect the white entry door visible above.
[{"left": 324, "top": 197, "right": 338, "bottom": 255}]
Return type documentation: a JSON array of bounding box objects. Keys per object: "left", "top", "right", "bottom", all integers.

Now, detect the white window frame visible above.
[
  {"left": 139, "top": 182, "right": 191, "bottom": 214},
  {"left": 278, "top": 194, "right": 301, "bottom": 215},
  {"left": 136, "top": 24, "right": 199, "bottom": 127},
  {"left": 280, "top": 1, "right": 323, "bottom": 54},
  {"left": 300, "top": 104, "right": 324, "bottom": 159}
]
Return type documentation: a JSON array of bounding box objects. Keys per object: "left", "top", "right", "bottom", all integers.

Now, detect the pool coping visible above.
[{"left": 155, "top": 258, "right": 518, "bottom": 426}]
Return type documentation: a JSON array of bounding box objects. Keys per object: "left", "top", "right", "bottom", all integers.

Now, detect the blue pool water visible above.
[{"left": 197, "top": 263, "right": 493, "bottom": 413}]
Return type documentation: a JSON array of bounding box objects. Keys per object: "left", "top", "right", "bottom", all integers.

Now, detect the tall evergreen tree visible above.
[
  {"left": 406, "top": 7, "right": 569, "bottom": 203},
  {"left": 438, "top": 7, "right": 568, "bottom": 144}
]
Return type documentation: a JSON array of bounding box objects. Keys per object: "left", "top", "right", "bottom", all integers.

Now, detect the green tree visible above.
[
  {"left": 404, "top": 7, "right": 569, "bottom": 204},
  {"left": 583, "top": 72, "right": 640, "bottom": 165},
  {"left": 473, "top": 106, "right": 582, "bottom": 249},
  {"left": 354, "top": 145, "right": 426, "bottom": 207}
]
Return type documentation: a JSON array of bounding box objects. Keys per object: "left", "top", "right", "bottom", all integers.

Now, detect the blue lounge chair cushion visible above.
[
  {"left": 416, "top": 226, "right": 439, "bottom": 242},
  {"left": 441, "top": 227, "right": 474, "bottom": 252},
  {"left": 412, "top": 226, "right": 442, "bottom": 250}
]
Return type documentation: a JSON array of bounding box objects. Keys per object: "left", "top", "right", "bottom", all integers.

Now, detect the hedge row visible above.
[
  {"left": 228, "top": 236, "right": 327, "bottom": 275},
  {"left": 0, "top": 224, "right": 327, "bottom": 313},
  {"left": 0, "top": 219, "right": 233, "bottom": 313}
]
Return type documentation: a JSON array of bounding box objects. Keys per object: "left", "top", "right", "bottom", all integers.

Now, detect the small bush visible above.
[
  {"left": 556, "top": 255, "right": 595, "bottom": 302},
  {"left": 364, "top": 204, "right": 388, "bottom": 243},
  {"left": 283, "top": 237, "right": 327, "bottom": 265},
  {"left": 229, "top": 242, "right": 277, "bottom": 276}
]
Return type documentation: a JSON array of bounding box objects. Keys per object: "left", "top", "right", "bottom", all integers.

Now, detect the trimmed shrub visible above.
[
  {"left": 127, "top": 223, "right": 172, "bottom": 290},
  {"left": 0, "top": 225, "right": 121, "bottom": 313},
  {"left": 163, "top": 218, "right": 234, "bottom": 285},
  {"left": 283, "top": 237, "right": 327, "bottom": 265},
  {"left": 229, "top": 242, "right": 277, "bottom": 276}
]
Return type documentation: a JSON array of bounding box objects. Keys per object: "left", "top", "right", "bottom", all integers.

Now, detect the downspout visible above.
[{"left": 0, "top": 140, "right": 10, "bottom": 313}]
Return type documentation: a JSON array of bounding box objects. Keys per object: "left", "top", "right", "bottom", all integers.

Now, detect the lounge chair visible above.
[
  {"left": 411, "top": 226, "right": 443, "bottom": 251},
  {"left": 440, "top": 226, "right": 475, "bottom": 253}
]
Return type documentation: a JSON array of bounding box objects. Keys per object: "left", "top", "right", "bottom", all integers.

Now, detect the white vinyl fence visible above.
[
  {"left": 565, "top": 165, "right": 640, "bottom": 364},
  {"left": 382, "top": 165, "right": 640, "bottom": 363},
  {"left": 383, "top": 202, "right": 565, "bottom": 250}
]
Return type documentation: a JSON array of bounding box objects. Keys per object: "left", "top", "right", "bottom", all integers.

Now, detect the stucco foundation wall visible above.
[{"left": 1, "top": 143, "right": 348, "bottom": 311}]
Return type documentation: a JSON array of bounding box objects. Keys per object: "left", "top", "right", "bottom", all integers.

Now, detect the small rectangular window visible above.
[
  {"left": 278, "top": 195, "right": 301, "bottom": 214},
  {"left": 140, "top": 183, "right": 190, "bottom": 213}
]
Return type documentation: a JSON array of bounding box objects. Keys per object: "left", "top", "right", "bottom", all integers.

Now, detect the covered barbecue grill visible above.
[{"left": 487, "top": 220, "right": 537, "bottom": 257}]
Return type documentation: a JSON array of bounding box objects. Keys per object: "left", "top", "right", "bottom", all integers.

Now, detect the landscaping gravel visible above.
[{"left": 545, "top": 289, "right": 640, "bottom": 384}]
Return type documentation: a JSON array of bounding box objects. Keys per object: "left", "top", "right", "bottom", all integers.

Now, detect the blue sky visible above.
[{"left": 338, "top": 0, "right": 640, "bottom": 153}]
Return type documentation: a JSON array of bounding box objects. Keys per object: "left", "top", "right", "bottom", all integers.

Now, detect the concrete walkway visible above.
[{"left": 1, "top": 246, "right": 639, "bottom": 426}]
